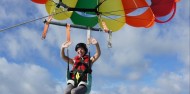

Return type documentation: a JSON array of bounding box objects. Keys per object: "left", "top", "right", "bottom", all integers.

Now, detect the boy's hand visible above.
[
  {"left": 89, "top": 38, "right": 98, "bottom": 45},
  {"left": 61, "top": 41, "right": 72, "bottom": 48}
]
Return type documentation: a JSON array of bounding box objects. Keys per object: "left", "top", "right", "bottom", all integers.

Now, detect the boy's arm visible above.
[
  {"left": 60, "top": 41, "right": 74, "bottom": 64},
  {"left": 90, "top": 38, "right": 101, "bottom": 63}
]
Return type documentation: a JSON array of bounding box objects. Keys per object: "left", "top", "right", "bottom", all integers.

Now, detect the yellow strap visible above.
[{"left": 76, "top": 72, "right": 80, "bottom": 83}]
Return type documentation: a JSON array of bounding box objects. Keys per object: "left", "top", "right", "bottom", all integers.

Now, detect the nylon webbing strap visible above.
[
  {"left": 42, "top": 16, "right": 53, "bottom": 39},
  {"left": 66, "top": 48, "right": 71, "bottom": 80},
  {"left": 87, "top": 28, "right": 91, "bottom": 45},
  {"left": 66, "top": 23, "right": 71, "bottom": 42}
]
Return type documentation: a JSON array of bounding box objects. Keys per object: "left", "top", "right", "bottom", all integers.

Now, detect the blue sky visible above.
[{"left": 0, "top": 0, "right": 189, "bottom": 94}]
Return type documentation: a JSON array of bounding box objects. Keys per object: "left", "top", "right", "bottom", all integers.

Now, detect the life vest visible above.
[{"left": 70, "top": 55, "right": 92, "bottom": 87}]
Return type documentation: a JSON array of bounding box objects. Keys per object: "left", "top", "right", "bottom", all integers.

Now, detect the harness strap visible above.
[
  {"left": 71, "top": 57, "right": 92, "bottom": 87},
  {"left": 72, "top": 69, "right": 88, "bottom": 87},
  {"left": 66, "top": 49, "right": 71, "bottom": 80}
]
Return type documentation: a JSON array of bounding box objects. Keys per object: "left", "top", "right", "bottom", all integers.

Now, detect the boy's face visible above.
[{"left": 76, "top": 47, "right": 86, "bottom": 57}]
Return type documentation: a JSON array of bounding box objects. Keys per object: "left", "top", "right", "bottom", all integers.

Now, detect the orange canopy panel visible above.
[
  {"left": 125, "top": 8, "right": 155, "bottom": 28},
  {"left": 122, "top": 0, "right": 149, "bottom": 14}
]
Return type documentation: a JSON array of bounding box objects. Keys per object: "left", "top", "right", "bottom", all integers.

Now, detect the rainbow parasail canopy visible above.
[{"left": 31, "top": 0, "right": 180, "bottom": 32}]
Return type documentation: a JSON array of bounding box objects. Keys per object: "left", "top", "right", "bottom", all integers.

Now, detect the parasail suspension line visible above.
[
  {"left": 98, "top": 15, "right": 112, "bottom": 48},
  {"left": 107, "top": 30, "right": 112, "bottom": 48}
]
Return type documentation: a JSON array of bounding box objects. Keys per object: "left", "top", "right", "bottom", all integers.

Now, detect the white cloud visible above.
[
  {"left": 0, "top": 57, "right": 63, "bottom": 94},
  {"left": 126, "top": 71, "right": 143, "bottom": 81},
  {"left": 0, "top": 0, "right": 38, "bottom": 25},
  {"left": 156, "top": 71, "right": 189, "bottom": 94},
  {"left": 5, "top": 34, "right": 21, "bottom": 57},
  {"left": 91, "top": 69, "right": 189, "bottom": 94},
  {"left": 0, "top": 7, "right": 6, "bottom": 21},
  {"left": 0, "top": 27, "right": 62, "bottom": 66}
]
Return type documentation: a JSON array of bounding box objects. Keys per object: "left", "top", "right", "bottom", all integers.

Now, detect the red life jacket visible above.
[{"left": 71, "top": 55, "right": 92, "bottom": 82}]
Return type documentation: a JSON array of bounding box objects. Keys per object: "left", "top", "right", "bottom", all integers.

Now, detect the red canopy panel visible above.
[
  {"left": 150, "top": 0, "right": 175, "bottom": 17},
  {"left": 31, "top": 0, "right": 48, "bottom": 4}
]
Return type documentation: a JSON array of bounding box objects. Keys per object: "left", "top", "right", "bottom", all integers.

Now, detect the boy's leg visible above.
[
  {"left": 71, "top": 85, "right": 87, "bottom": 94},
  {"left": 65, "top": 84, "right": 74, "bottom": 94}
]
